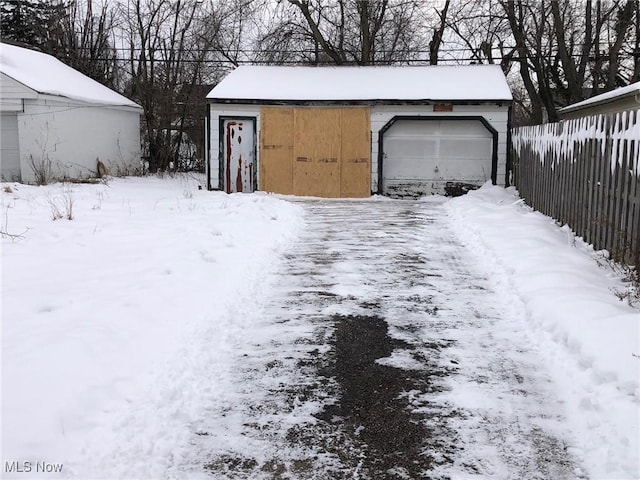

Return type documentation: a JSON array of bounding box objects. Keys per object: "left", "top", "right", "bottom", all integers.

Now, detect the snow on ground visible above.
[
  {"left": 1, "top": 177, "right": 638, "bottom": 479},
  {"left": 1, "top": 175, "right": 303, "bottom": 478},
  {"left": 446, "top": 184, "right": 639, "bottom": 479}
]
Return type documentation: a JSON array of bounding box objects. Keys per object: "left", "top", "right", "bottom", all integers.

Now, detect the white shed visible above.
[
  {"left": 0, "top": 43, "right": 142, "bottom": 183},
  {"left": 206, "top": 65, "right": 512, "bottom": 197}
]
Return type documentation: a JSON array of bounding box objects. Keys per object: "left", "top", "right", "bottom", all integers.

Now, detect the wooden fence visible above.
[{"left": 511, "top": 109, "right": 640, "bottom": 267}]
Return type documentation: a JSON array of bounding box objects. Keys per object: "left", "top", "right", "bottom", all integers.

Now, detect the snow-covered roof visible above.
[
  {"left": 0, "top": 42, "right": 141, "bottom": 109},
  {"left": 207, "top": 65, "right": 513, "bottom": 103},
  {"left": 559, "top": 82, "right": 640, "bottom": 113}
]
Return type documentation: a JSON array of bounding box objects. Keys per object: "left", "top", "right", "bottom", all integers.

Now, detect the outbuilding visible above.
[
  {"left": 206, "top": 65, "right": 512, "bottom": 197},
  {"left": 0, "top": 42, "right": 142, "bottom": 183},
  {"left": 558, "top": 81, "right": 640, "bottom": 120}
]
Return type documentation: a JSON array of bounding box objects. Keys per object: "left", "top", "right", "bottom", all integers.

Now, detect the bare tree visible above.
[
  {"left": 118, "top": 0, "right": 264, "bottom": 172},
  {"left": 57, "top": 0, "right": 119, "bottom": 89},
  {"left": 443, "top": 0, "right": 518, "bottom": 75},
  {"left": 257, "top": 0, "right": 429, "bottom": 65},
  {"left": 120, "top": 0, "right": 205, "bottom": 172},
  {"left": 501, "top": 0, "right": 637, "bottom": 124},
  {"left": 607, "top": 1, "right": 638, "bottom": 86},
  {"left": 633, "top": 0, "right": 640, "bottom": 81},
  {"left": 1, "top": 0, "right": 119, "bottom": 88},
  {"left": 202, "top": 0, "right": 259, "bottom": 68}
]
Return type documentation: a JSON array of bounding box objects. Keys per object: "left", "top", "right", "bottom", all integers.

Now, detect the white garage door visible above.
[
  {"left": 1, "top": 113, "right": 21, "bottom": 182},
  {"left": 382, "top": 119, "right": 493, "bottom": 196}
]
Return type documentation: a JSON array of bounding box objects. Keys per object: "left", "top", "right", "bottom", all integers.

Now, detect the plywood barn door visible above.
[
  {"left": 259, "top": 108, "right": 294, "bottom": 194},
  {"left": 259, "top": 107, "right": 371, "bottom": 197},
  {"left": 293, "top": 108, "right": 342, "bottom": 197},
  {"left": 340, "top": 108, "right": 371, "bottom": 197}
]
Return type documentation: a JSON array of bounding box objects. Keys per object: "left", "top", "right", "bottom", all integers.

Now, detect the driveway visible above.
[{"left": 197, "top": 198, "right": 584, "bottom": 479}]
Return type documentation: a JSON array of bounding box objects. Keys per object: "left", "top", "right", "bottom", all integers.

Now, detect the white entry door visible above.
[
  {"left": 222, "top": 118, "right": 255, "bottom": 193},
  {"left": 382, "top": 119, "right": 493, "bottom": 196}
]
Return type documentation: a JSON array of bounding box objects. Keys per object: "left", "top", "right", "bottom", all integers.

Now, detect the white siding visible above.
[
  {"left": 18, "top": 97, "right": 141, "bottom": 183},
  {"left": 0, "top": 73, "right": 36, "bottom": 112},
  {"left": 1, "top": 112, "right": 21, "bottom": 181},
  {"left": 208, "top": 104, "right": 260, "bottom": 189}
]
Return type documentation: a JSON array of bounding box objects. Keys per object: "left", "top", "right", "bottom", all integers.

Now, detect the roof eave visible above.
[
  {"left": 34, "top": 91, "right": 143, "bottom": 111},
  {"left": 559, "top": 90, "right": 640, "bottom": 114},
  {"left": 1, "top": 71, "right": 142, "bottom": 110},
  {"left": 207, "top": 97, "right": 513, "bottom": 106}
]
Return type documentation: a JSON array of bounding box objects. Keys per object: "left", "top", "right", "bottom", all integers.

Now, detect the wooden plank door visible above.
[
  {"left": 260, "top": 108, "right": 294, "bottom": 194},
  {"left": 259, "top": 107, "right": 371, "bottom": 197},
  {"left": 222, "top": 118, "right": 255, "bottom": 193},
  {"left": 293, "top": 108, "right": 342, "bottom": 197},
  {"left": 340, "top": 108, "right": 371, "bottom": 197}
]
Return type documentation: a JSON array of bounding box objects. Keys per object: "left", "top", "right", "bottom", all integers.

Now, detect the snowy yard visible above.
[{"left": 1, "top": 175, "right": 638, "bottom": 479}]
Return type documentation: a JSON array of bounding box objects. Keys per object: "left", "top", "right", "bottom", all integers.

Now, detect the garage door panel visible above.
[
  {"left": 383, "top": 179, "right": 436, "bottom": 197},
  {"left": 438, "top": 138, "right": 492, "bottom": 158},
  {"left": 392, "top": 121, "right": 441, "bottom": 136},
  {"left": 384, "top": 157, "right": 431, "bottom": 178},
  {"left": 385, "top": 157, "right": 490, "bottom": 181},
  {"left": 439, "top": 121, "right": 489, "bottom": 136},
  {"left": 382, "top": 118, "right": 493, "bottom": 196},
  {"left": 390, "top": 120, "right": 489, "bottom": 137},
  {"left": 384, "top": 138, "right": 438, "bottom": 157},
  {"left": 437, "top": 158, "right": 491, "bottom": 181}
]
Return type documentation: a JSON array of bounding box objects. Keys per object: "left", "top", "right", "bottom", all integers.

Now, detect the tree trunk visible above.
[
  {"left": 429, "top": 0, "right": 449, "bottom": 65},
  {"left": 503, "top": 0, "right": 544, "bottom": 124}
]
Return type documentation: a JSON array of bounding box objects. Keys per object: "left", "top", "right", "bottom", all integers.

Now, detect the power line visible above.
[
  {"left": 67, "top": 43, "right": 634, "bottom": 66},
  {"left": 77, "top": 45, "right": 627, "bottom": 58},
  {"left": 56, "top": 54, "right": 630, "bottom": 66}
]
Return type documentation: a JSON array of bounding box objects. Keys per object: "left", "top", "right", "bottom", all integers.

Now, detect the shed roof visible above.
[
  {"left": 0, "top": 42, "right": 141, "bottom": 108},
  {"left": 206, "top": 65, "right": 513, "bottom": 104},
  {"left": 559, "top": 81, "right": 640, "bottom": 114}
]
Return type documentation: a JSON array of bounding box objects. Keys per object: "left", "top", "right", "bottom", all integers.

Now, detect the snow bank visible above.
[
  {"left": 447, "top": 184, "right": 640, "bottom": 479},
  {"left": 1, "top": 176, "right": 303, "bottom": 478}
]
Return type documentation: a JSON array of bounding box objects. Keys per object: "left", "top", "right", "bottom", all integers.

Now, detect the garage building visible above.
[
  {"left": 0, "top": 42, "right": 141, "bottom": 183},
  {"left": 206, "top": 65, "right": 512, "bottom": 197}
]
